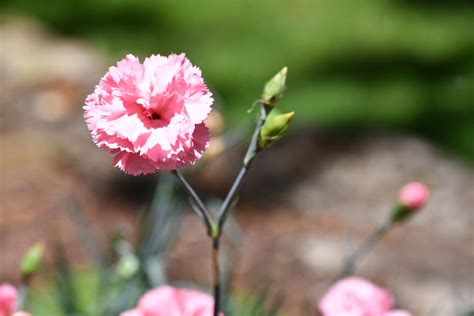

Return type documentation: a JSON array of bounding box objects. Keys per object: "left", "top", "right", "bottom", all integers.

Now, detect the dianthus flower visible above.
[
  {"left": 121, "top": 285, "right": 219, "bottom": 316},
  {"left": 84, "top": 53, "right": 213, "bottom": 175},
  {"left": 318, "top": 277, "right": 411, "bottom": 316},
  {"left": 0, "top": 283, "right": 30, "bottom": 316}
]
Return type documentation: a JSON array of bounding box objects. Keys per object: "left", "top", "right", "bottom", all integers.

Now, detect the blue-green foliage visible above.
[{"left": 23, "top": 173, "right": 281, "bottom": 315}]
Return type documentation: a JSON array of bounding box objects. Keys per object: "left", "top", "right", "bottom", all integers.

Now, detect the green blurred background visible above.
[{"left": 3, "top": 0, "right": 474, "bottom": 161}]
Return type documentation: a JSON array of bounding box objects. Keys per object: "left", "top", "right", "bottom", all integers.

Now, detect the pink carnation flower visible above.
[
  {"left": 0, "top": 284, "right": 16, "bottom": 316},
  {"left": 318, "top": 277, "right": 411, "bottom": 316},
  {"left": 121, "top": 285, "right": 218, "bottom": 316},
  {"left": 398, "top": 182, "right": 429, "bottom": 210},
  {"left": 0, "top": 283, "right": 30, "bottom": 316},
  {"left": 84, "top": 53, "right": 213, "bottom": 175}
]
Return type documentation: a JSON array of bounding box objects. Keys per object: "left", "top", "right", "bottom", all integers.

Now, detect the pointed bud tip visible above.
[
  {"left": 261, "top": 66, "right": 288, "bottom": 107},
  {"left": 34, "top": 242, "right": 45, "bottom": 250},
  {"left": 284, "top": 111, "right": 295, "bottom": 121}
]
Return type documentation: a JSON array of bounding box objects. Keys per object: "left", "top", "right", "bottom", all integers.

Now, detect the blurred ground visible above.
[{"left": 1, "top": 15, "right": 473, "bottom": 315}]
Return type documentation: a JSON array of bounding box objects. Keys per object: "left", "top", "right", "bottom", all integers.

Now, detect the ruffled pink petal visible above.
[
  {"left": 185, "top": 91, "right": 213, "bottom": 124},
  {"left": 113, "top": 152, "right": 159, "bottom": 176},
  {"left": 319, "top": 277, "right": 394, "bottom": 316},
  {"left": 176, "top": 289, "right": 214, "bottom": 316},
  {"left": 95, "top": 130, "right": 135, "bottom": 153},
  {"left": 138, "top": 286, "right": 182, "bottom": 316}
]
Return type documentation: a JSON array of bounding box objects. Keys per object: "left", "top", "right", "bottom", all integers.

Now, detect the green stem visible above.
[
  {"left": 172, "top": 169, "right": 215, "bottom": 235},
  {"left": 210, "top": 104, "right": 269, "bottom": 315},
  {"left": 212, "top": 237, "right": 221, "bottom": 316},
  {"left": 17, "top": 277, "right": 30, "bottom": 310},
  {"left": 217, "top": 104, "right": 269, "bottom": 234},
  {"left": 175, "top": 103, "right": 271, "bottom": 316},
  {"left": 217, "top": 165, "right": 248, "bottom": 233},
  {"left": 340, "top": 220, "right": 392, "bottom": 278}
]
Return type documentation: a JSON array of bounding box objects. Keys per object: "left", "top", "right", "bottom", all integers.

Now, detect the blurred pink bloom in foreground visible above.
[
  {"left": 399, "top": 182, "right": 429, "bottom": 210},
  {"left": 0, "top": 283, "right": 30, "bottom": 316},
  {"left": 0, "top": 284, "right": 16, "bottom": 316},
  {"left": 84, "top": 53, "right": 213, "bottom": 175},
  {"left": 318, "top": 277, "right": 411, "bottom": 316},
  {"left": 121, "top": 285, "right": 219, "bottom": 316}
]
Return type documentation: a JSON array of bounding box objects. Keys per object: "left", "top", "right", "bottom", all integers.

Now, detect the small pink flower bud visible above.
[{"left": 398, "top": 182, "right": 429, "bottom": 210}]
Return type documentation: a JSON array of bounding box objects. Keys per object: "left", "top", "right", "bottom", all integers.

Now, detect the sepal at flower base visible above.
[
  {"left": 258, "top": 110, "right": 294, "bottom": 149},
  {"left": 20, "top": 243, "right": 44, "bottom": 279},
  {"left": 261, "top": 67, "right": 288, "bottom": 107},
  {"left": 389, "top": 203, "right": 413, "bottom": 223}
]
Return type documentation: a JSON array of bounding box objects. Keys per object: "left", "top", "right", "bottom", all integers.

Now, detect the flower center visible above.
[
  {"left": 144, "top": 109, "right": 161, "bottom": 121},
  {"left": 150, "top": 112, "right": 161, "bottom": 120}
]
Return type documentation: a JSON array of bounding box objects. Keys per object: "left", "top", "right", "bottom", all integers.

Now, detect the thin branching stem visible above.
[
  {"left": 16, "top": 281, "right": 29, "bottom": 310},
  {"left": 217, "top": 165, "right": 248, "bottom": 232},
  {"left": 340, "top": 220, "right": 393, "bottom": 278},
  {"left": 172, "top": 169, "right": 214, "bottom": 234},
  {"left": 217, "top": 105, "right": 269, "bottom": 234},
  {"left": 210, "top": 104, "right": 269, "bottom": 315},
  {"left": 212, "top": 237, "right": 221, "bottom": 316},
  {"left": 174, "top": 103, "right": 271, "bottom": 316}
]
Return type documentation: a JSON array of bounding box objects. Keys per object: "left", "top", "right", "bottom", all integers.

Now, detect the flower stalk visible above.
[
  {"left": 172, "top": 67, "right": 291, "bottom": 316},
  {"left": 212, "top": 237, "right": 221, "bottom": 316},
  {"left": 172, "top": 169, "right": 214, "bottom": 236},
  {"left": 340, "top": 220, "right": 392, "bottom": 278},
  {"left": 85, "top": 53, "right": 292, "bottom": 316},
  {"left": 339, "top": 182, "right": 429, "bottom": 278}
]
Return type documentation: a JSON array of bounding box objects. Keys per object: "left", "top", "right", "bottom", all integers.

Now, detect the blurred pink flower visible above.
[
  {"left": 120, "top": 285, "right": 219, "bottom": 316},
  {"left": 385, "top": 311, "right": 411, "bottom": 316},
  {"left": 0, "top": 284, "right": 16, "bottom": 316},
  {"left": 84, "top": 53, "right": 213, "bottom": 175},
  {"left": 0, "top": 283, "right": 30, "bottom": 316},
  {"left": 399, "top": 182, "right": 429, "bottom": 210},
  {"left": 12, "top": 312, "right": 31, "bottom": 316},
  {"left": 120, "top": 310, "right": 143, "bottom": 316},
  {"left": 318, "top": 277, "right": 411, "bottom": 316}
]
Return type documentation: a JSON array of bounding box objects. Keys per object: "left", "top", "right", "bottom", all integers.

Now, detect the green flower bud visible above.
[
  {"left": 116, "top": 253, "right": 139, "bottom": 279},
  {"left": 21, "top": 243, "right": 44, "bottom": 278},
  {"left": 258, "top": 110, "right": 294, "bottom": 149},
  {"left": 261, "top": 67, "right": 288, "bottom": 107},
  {"left": 114, "top": 238, "right": 139, "bottom": 279}
]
